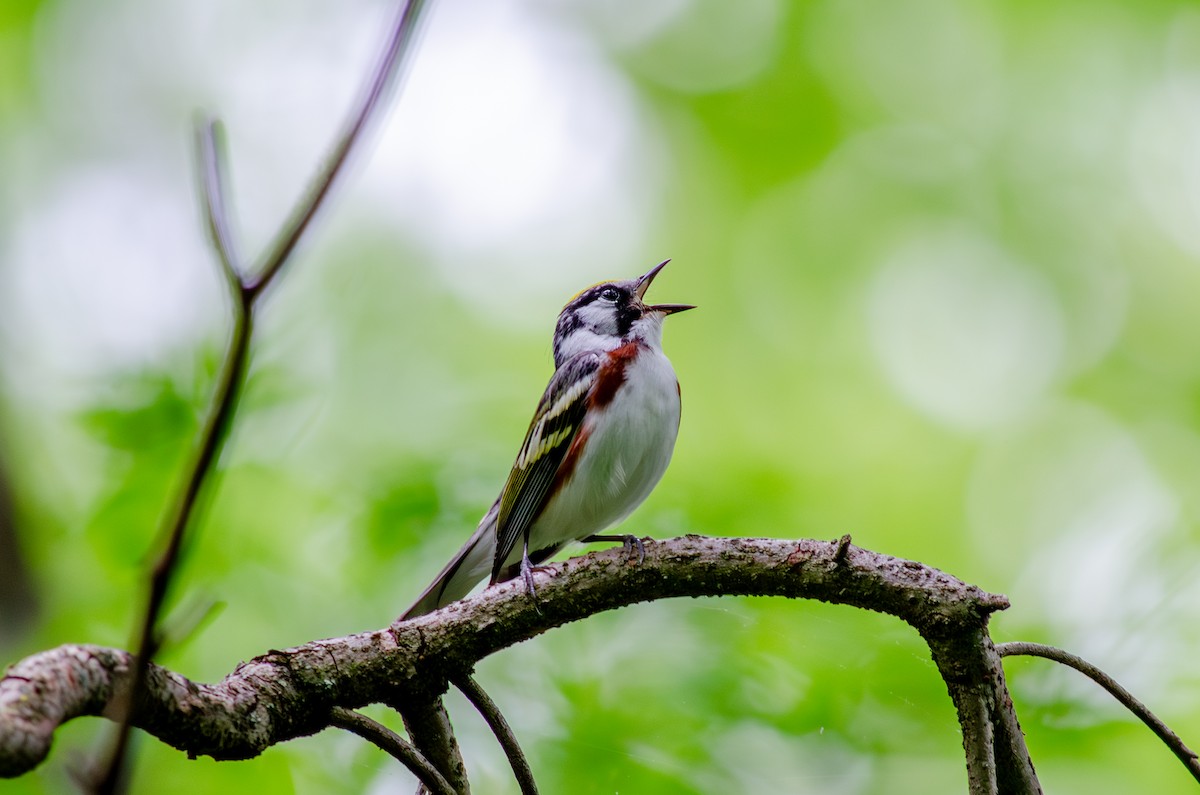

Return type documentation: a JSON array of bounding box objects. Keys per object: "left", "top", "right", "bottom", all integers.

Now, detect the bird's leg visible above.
[
  {"left": 518, "top": 538, "right": 558, "bottom": 607},
  {"left": 581, "top": 533, "right": 646, "bottom": 565},
  {"left": 519, "top": 538, "right": 538, "bottom": 599}
]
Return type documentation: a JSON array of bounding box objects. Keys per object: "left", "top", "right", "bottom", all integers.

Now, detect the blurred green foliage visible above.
[{"left": 3, "top": 0, "right": 1200, "bottom": 792}]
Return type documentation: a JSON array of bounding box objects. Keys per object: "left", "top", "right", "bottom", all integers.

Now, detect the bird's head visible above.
[{"left": 552, "top": 259, "right": 694, "bottom": 368}]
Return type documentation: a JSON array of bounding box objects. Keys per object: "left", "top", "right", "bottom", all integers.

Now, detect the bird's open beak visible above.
[
  {"left": 650, "top": 303, "right": 696, "bottom": 316},
  {"left": 635, "top": 259, "right": 671, "bottom": 298},
  {"left": 635, "top": 259, "right": 696, "bottom": 315}
]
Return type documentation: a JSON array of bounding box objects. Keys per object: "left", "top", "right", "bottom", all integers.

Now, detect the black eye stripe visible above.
[{"left": 565, "top": 284, "right": 623, "bottom": 309}]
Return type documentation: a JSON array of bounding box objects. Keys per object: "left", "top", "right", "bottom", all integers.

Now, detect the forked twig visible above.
[
  {"left": 195, "top": 118, "right": 245, "bottom": 293},
  {"left": 453, "top": 675, "right": 539, "bottom": 795},
  {"left": 329, "top": 707, "right": 454, "bottom": 795},
  {"left": 248, "top": 0, "right": 429, "bottom": 296},
  {"left": 90, "top": 245, "right": 252, "bottom": 795},
  {"left": 88, "top": 1, "right": 432, "bottom": 791},
  {"left": 998, "top": 641, "right": 1200, "bottom": 784}
]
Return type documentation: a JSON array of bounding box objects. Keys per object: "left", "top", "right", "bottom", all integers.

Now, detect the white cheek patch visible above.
[
  {"left": 555, "top": 329, "right": 619, "bottom": 363},
  {"left": 577, "top": 302, "right": 619, "bottom": 335}
]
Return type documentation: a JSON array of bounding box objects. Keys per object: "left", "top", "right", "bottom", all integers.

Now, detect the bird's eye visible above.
[{"left": 599, "top": 287, "right": 619, "bottom": 302}]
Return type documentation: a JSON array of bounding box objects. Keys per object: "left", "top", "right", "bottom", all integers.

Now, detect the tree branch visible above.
[
  {"left": 90, "top": 256, "right": 253, "bottom": 794},
  {"left": 452, "top": 675, "right": 538, "bottom": 795},
  {"left": 88, "top": 0, "right": 433, "bottom": 790},
  {"left": 328, "top": 707, "right": 454, "bottom": 795},
  {"left": 393, "top": 697, "right": 469, "bottom": 795},
  {"left": 926, "top": 631, "right": 1041, "bottom": 794},
  {"left": 998, "top": 641, "right": 1200, "bottom": 785},
  {"left": 195, "top": 118, "right": 246, "bottom": 293},
  {"left": 0, "top": 452, "right": 38, "bottom": 649},
  {"left": 1, "top": 536, "right": 1027, "bottom": 793}
]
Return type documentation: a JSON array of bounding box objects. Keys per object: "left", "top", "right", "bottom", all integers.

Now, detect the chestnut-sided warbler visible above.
[{"left": 401, "top": 260, "right": 693, "bottom": 619}]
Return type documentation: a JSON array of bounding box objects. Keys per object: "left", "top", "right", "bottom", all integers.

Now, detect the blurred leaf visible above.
[
  {"left": 364, "top": 468, "right": 441, "bottom": 556},
  {"left": 77, "top": 373, "right": 198, "bottom": 453}
]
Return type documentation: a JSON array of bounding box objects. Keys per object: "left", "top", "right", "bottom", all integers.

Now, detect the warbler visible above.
[{"left": 401, "top": 260, "right": 693, "bottom": 619}]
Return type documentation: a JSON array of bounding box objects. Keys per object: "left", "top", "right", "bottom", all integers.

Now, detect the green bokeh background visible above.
[{"left": 3, "top": 0, "right": 1200, "bottom": 792}]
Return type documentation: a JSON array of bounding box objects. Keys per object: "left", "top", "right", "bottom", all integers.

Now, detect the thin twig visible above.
[
  {"left": 247, "top": 0, "right": 431, "bottom": 298},
  {"left": 89, "top": 1, "right": 432, "bottom": 790},
  {"left": 453, "top": 675, "right": 538, "bottom": 795},
  {"left": 395, "top": 697, "right": 470, "bottom": 795},
  {"left": 998, "top": 641, "right": 1200, "bottom": 784},
  {"left": 329, "top": 707, "right": 454, "bottom": 795},
  {"left": 91, "top": 281, "right": 252, "bottom": 795},
  {"left": 195, "top": 118, "right": 246, "bottom": 295},
  {"left": 0, "top": 452, "right": 39, "bottom": 646},
  {"left": 157, "top": 598, "right": 226, "bottom": 654}
]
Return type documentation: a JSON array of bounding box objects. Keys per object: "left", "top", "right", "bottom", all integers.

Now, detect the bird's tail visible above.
[{"left": 400, "top": 503, "right": 498, "bottom": 620}]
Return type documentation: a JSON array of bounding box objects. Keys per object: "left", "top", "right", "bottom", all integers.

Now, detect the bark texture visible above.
[{"left": 0, "top": 535, "right": 1037, "bottom": 792}]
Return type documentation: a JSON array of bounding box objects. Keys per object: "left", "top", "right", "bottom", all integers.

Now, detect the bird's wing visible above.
[
  {"left": 400, "top": 500, "right": 499, "bottom": 619},
  {"left": 492, "top": 351, "right": 601, "bottom": 581}
]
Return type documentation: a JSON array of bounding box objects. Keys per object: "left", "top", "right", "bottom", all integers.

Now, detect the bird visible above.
[{"left": 401, "top": 259, "right": 694, "bottom": 619}]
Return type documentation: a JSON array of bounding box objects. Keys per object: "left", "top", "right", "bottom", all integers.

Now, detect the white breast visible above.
[{"left": 524, "top": 346, "right": 681, "bottom": 554}]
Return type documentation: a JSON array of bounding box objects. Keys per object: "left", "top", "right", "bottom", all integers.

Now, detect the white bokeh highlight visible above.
[
  {"left": 360, "top": 0, "right": 663, "bottom": 316},
  {"left": 0, "top": 0, "right": 664, "bottom": 380},
  {"left": 1131, "top": 75, "right": 1200, "bottom": 258},
  {"left": 866, "top": 226, "right": 1065, "bottom": 430},
  {"left": 807, "top": 0, "right": 1005, "bottom": 136},
  {"left": 967, "top": 403, "right": 1188, "bottom": 700},
  {"left": 611, "top": 0, "right": 786, "bottom": 94},
  {"left": 2, "top": 166, "right": 220, "bottom": 382},
  {"left": 1130, "top": 9, "right": 1200, "bottom": 258}
]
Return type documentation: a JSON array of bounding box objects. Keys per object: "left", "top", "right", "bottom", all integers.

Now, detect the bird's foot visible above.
[
  {"left": 518, "top": 550, "right": 557, "bottom": 608},
  {"left": 582, "top": 533, "right": 646, "bottom": 566}
]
